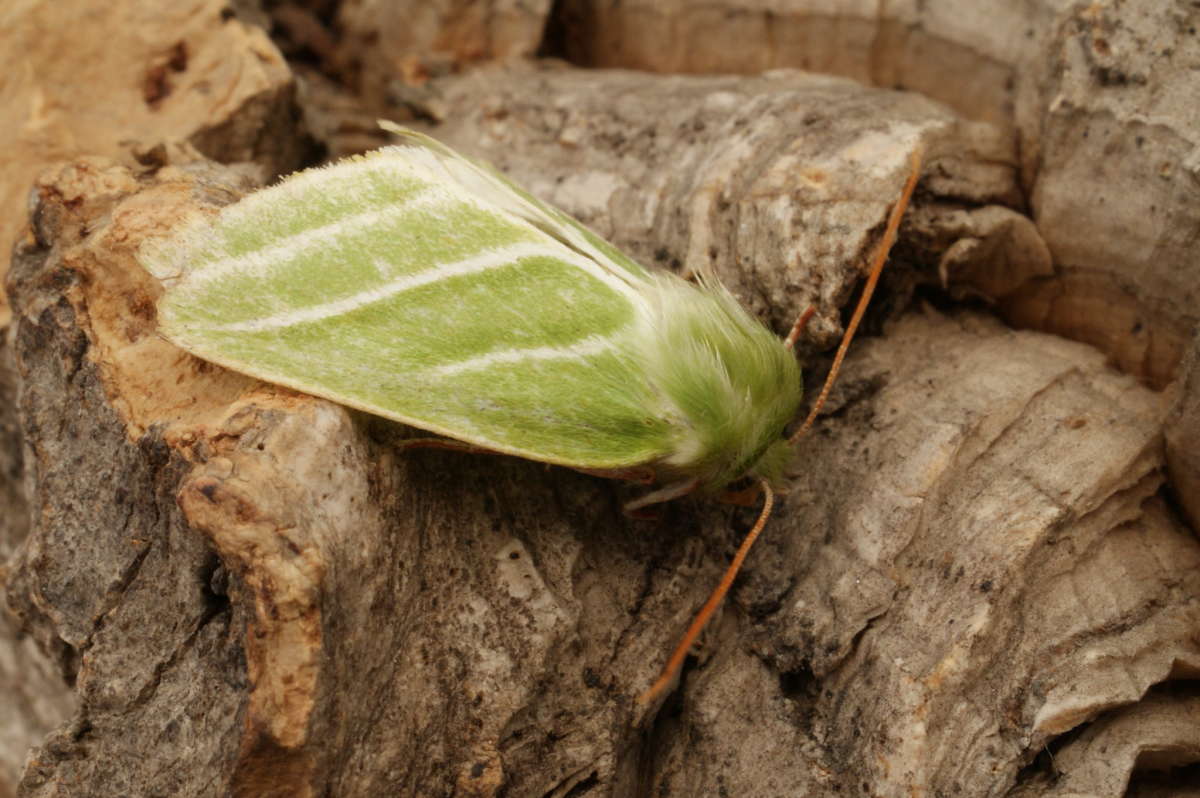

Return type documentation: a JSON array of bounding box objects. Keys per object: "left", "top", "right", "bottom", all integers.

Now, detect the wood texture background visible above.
[{"left": 2, "top": 1, "right": 1198, "bottom": 796}]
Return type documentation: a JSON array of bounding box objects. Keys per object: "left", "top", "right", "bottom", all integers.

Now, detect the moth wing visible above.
[
  {"left": 379, "top": 121, "right": 651, "bottom": 284},
  {"left": 144, "top": 147, "right": 676, "bottom": 468}
]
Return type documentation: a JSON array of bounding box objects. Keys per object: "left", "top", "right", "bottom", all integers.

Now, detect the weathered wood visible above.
[
  {"left": 5, "top": 160, "right": 251, "bottom": 797},
  {"left": 3, "top": 3, "right": 1199, "bottom": 796},
  {"left": 4, "top": 64, "right": 1197, "bottom": 796},
  {"left": 335, "top": 0, "right": 553, "bottom": 104},
  {"left": 1167, "top": 328, "right": 1200, "bottom": 532},
  {"left": 0, "top": 331, "right": 74, "bottom": 798}
]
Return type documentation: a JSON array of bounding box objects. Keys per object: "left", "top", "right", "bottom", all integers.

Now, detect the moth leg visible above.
[
  {"left": 395, "top": 437, "right": 499, "bottom": 456},
  {"left": 783, "top": 305, "right": 817, "bottom": 350},
  {"left": 573, "top": 465, "right": 658, "bottom": 486},
  {"left": 639, "top": 480, "right": 775, "bottom": 706},
  {"left": 623, "top": 478, "right": 698, "bottom": 516}
]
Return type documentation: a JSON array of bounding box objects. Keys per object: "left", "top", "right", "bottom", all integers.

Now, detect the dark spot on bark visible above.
[
  {"left": 167, "top": 41, "right": 188, "bottom": 72},
  {"left": 128, "top": 295, "right": 156, "bottom": 324},
  {"left": 143, "top": 41, "right": 188, "bottom": 109},
  {"left": 779, "top": 662, "right": 815, "bottom": 697},
  {"left": 562, "top": 772, "right": 599, "bottom": 797},
  {"left": 143, "top": 63, "right": 172, "bottom": 107}
]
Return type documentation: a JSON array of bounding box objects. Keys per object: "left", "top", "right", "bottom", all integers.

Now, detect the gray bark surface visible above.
[{"left": 1167, "top": 329, "right": 1200, "bottom": 532}]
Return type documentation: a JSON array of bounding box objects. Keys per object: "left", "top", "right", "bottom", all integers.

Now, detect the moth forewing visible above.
[{"left": 147, "top": 146, "right": 669, "bottom": 469}]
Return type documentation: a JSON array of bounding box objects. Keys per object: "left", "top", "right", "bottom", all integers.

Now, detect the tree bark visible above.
[{"left": 2, "top": 3, "right": 1198, "bottom": 797}]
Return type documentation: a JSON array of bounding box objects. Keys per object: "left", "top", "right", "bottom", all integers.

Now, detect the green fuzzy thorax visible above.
[{"left": 634, "top": 274, "right": 804, "bottom": 492}]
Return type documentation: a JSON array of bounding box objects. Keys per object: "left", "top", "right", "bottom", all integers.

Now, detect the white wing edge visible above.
[{"left": 378, "top": 120, "right": 651, "bottom": 288}]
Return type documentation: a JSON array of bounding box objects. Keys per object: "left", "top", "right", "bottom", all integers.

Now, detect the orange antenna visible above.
[
  {"left": 638, "top": 147, "right": 923, "bottom": 708},
  {"left": 789, "top": 147, "right": 923, "bottom": 446},
  {"left": 639, "top": 480, "right": 775, "bottom": 705}
]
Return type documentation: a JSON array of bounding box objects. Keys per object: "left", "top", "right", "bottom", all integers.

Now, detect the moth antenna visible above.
[
  {"left": 638, "top": 480, "right": 775, "bottom": 706},
  {"left": 784, "top": 305, "right": 818, "bottom": 351},
  {"left": 788, "top": 147, "right": 923, "bottom": 446}
]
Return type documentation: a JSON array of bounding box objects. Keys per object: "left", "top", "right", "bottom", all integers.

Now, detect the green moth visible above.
[{"left": 141, "top": 121, "right": 920, "bottom": 702}]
